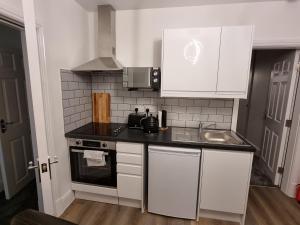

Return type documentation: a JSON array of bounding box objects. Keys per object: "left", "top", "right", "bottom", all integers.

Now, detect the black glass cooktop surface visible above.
[{"left": 68, "top": 122, "right": 126, "bottom": 138}]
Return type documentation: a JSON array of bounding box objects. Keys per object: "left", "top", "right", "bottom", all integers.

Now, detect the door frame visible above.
[
  {"left": 233, "top": 49, "right": 300, "bottom": 187},
  {"left": 0, "top": 1, "right": 55, "bottom": 214}
]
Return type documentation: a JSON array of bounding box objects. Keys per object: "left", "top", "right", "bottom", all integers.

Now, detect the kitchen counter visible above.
[{"left": 65, "top": 123, "right": 255, "bottom": 152}]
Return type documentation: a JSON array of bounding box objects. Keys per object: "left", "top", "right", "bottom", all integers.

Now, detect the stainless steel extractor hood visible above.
[{"left": 72, "top": 5, "right": 122, "bottom": 72}]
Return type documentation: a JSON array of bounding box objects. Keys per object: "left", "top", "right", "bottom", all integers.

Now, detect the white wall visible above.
[
  {"left": 115, "top": 1, "right": 300, "bottom": 67},
  {"left": 32, "top": 0, "right": 93, "bottom": 215},
  {"left": 0, "top": 0, "right": 23, "bottom": 19}
]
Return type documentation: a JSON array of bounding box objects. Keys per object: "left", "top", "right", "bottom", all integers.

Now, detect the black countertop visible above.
[{"left": 65, "top": 123, "right": 255, "bottom": 152}]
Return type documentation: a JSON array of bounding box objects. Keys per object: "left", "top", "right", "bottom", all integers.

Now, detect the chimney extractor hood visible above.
[{"left": 72, "top": 5, "right": 122, "bottom": 72}]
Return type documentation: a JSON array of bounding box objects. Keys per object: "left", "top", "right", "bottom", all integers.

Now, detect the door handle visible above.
[
  {"left": 48, "top": 156, "right": 59, "bottom": 179},
  {"left": 49, "top": 156, "right": 59, "bottom": 165},
  {"left": 0, "top": 119, "right": 15, "bottom": 133},
  {"left": 28, "top": 161, "right": 38, "bottom": 170}
]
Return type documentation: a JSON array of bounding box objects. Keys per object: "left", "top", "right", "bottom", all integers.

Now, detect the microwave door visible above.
[{"left": 127, "top": 68, "right": 151, "bottom": 88}]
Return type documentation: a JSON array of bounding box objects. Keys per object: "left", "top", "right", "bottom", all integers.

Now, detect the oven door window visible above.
[{"left": 70, "top": 148, "right": 117, "bottom": 187}]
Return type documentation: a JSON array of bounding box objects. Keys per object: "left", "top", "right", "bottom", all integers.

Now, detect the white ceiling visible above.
[{"left": 75, "top": 0, "right": 286, "bottom": 11}]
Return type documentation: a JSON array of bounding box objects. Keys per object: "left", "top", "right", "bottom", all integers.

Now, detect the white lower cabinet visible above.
[
  {"left": 118, "top": 174, "right": 142, "bottom": 200},
  {"left": 199, "top": 149, "right": 253, "bottom": 224},
  {"left": 116, "top": 142, "right": 144, "bottom": 209}
]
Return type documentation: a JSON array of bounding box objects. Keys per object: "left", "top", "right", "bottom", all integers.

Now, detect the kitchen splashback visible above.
[
  {"left": 61, "top": 70, "right": 233, "bottom": 132},
  {"left": 61, "top": 70, "right": 92, "bottom": 132}
]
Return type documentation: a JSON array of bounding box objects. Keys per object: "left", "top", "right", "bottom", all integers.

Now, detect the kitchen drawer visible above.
[
  {"left": 116, "top": 142, "right": 143, "bottom": 155},
  {"left": 117, "top": 163, "right": 142, "bottom": 176},
  {"left": 117, "top": 153, "right": 142, "bottom": 165},
  {"left": 118, "top": 174, "right": 142, "bottom": 200}
]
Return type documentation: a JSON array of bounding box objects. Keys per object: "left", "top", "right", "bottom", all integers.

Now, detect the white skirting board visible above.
[
  {"left": 55, "top": 190, "right": 75, "bottom": 216},
  {"left": 74, "top": 191, "right": 141, "bottom": 208},
  {"left": 198, "top": 209, "right": 244, "bottom": 225},
  {"left": 71, "top": 182, "right": 118, "bottom": 196}
]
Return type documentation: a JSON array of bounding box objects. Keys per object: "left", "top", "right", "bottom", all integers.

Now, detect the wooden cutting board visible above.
[{"left": 92, "top": 93, "right": 111, "bottom": 123}]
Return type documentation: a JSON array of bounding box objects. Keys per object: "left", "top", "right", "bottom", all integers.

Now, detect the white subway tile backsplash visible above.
[
  {"left": 193, "top": 114, "right": 209, "bottom": 121},
  {"left": 112, "top": 111, "right": 124, "bottom": 117},
  {"left": 61, "top": 71, "right": 234, "bottom": 132},
  {"left": 143, "top": 91, "right": 159, "bottom": 98},
  {"left": 98, "top": 83, "right": 111, "bottom": 90},
  {"left": 118, "top": 90, "right": 131, "bottom": 97},
  {"left": 168, "top": 112, "right": 179, "bottom": 120},
  {"left": 61, "top": 70, "right": 92, "bottom": 132},
  {"left": 225, "top": 100, "right": 234, "bottom": 107},
  {"left": 194, "top": 99, "right": 210, "bottom": 107},
  {"left": 224, "top": 115, "right": 232, "bottom": 123},
  {"left": 118, "top": 104, "right": 131, "bottom": 111},
  {"left": 217, "top": 108, "right": 233, "bottom": 115},
  {"left": 179, "top": 99, "right": 194, "bottom": 106},
  {"left": 209, "top": 100, "right": 225, "bottom": 108},
  {"left": 61, "top": 70, "right": 73, "bottom": 81},
  {"left": 69, "top": 98, "right": 79, "bottom": 106},
  {"left": 124, "top": 97, "right": 137, "bottom": 104},
  {"left": 202, "top": 107, "right": 217, "bottom": 115},
  {"left": 70, "top": 113, "right": 81, "bottom": 122},
  {"left": 172, "top": 120, "right": 186, "bottom": 127},
  {"left": 61, "top": 82, "right": 69, "bottom": 91},
  {"left": 62, "top": 90, "right": 74, "bottom": 99},
  {"left": 137, "top": 98, "right": 151, "bottom": 105},
  {"left": 171, "top": 106, "right": 186, "bottom": 113},
  {"left": 68, "top": 82, "right": 78, "bottom": 90},
  {"left": 178, "top": 113, "right": 193, "bottom": 121},
  {"left": 130, "top": 91, "right": 143, "bottom": 98},
  {"left": 62, "top": 100, "right": 70, "bottom": 108},
  {"left": 187, "top": 106, "right": 201, "bottom": 113},
  {"left": 74, "top": 90, "right": 84, "bottom": 98},
  {"left": 165, "top": 98, "right": 179, "bottom": 106},
  {"left": 208, "top": 115, "right": 224, "bottom": 122},
  {"left": 111, "top": 97, "right": 123, "bottom": 104},
  {"left": 186, "top": 120, "right": 200, "bottom": 128}
]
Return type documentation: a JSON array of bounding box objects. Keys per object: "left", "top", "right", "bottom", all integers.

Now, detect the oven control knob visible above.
[
  {"left": 75, "top": 140, "right": 81, "bottom": 145},
  {"left": 102, "top": 143, "right": 107, "bottom": 148}
]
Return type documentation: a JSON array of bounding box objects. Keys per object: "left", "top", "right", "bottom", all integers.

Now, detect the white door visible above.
[
  {"left": 161, "top": 27, "right": 221, "bottom": 94},
  {"left": 0, "top": 48, "right": 34, "bottom": 200},
  {"left": 21, "top": 0, "right": 55, "bottom": 214},
  {"left": 261, "top": 58, "right": 294, "bottom": 184}
]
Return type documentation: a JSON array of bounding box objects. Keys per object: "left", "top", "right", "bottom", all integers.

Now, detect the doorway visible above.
[
  {"left": 0, "top": 21, "right": 38, "bottom": 224},
  {"left": 237, "top": 49, "right": 299, "bottom": 187}
]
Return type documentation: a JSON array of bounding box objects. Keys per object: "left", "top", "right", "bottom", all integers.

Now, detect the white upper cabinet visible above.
[
  {"left": 162, "top": 27, "right": 221, "bottom": 96},
  {"left": 161, "top": 25, "right": 254, "bottom": 99},
  {"left": 217, "top": 26, "right": 253, "bottom": 96}
]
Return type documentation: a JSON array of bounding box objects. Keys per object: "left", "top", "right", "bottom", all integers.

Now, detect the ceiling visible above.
[{"left": 75, "top": 0, "right": 286, "bottom": 11}]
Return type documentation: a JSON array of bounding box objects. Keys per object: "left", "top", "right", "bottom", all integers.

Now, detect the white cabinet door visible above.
[
  {"left": 200, "top": 149, "right": 253, "bottom": 214},
  {"left": 217, "top": 26, "right": 253, "bottom": 95},
  {"left": 118, "top": 174, "right": 142, "bottom": 200},
  {"left": 116, "top": 142, "right": 143, "bottom": 155},
  {"left": 162, "top": 27, "right": 221, "bottom": 95}
]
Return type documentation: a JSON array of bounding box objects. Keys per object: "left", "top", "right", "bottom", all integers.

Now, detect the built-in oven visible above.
[{"left": 69, "top": 138, "right": 117, "bottom": 188}]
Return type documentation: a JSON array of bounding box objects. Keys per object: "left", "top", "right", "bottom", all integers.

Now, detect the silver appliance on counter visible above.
[{"left": 123, "top": 67, "right": 161, "bottom": 90}]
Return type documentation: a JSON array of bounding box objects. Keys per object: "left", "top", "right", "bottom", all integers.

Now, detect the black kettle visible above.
[{"left": 140, "top": 110, "right": 159, "bottom": 134}]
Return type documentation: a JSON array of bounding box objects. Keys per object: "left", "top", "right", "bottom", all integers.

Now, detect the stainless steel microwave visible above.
[{"left": 123, "top": 67, "right": 161, "bottom": 90}]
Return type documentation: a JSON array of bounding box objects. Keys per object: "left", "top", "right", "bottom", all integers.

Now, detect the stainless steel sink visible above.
[
  {"left": 172, "top": 128, "right": 245, "bottom": 145},
  {"left": 199, "top": 130, "right": 244, "bottom": 145}
]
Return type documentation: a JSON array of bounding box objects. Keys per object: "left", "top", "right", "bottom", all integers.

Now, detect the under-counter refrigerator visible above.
[{"left": 148, "top": 145, "right": 201, "bottom": 219}]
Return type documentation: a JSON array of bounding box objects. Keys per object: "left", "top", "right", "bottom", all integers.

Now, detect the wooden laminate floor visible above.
[{"left": 61, "top": 186, "right": 300, "bottom": 225}]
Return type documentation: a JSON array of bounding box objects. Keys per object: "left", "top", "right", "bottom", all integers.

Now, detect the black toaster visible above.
[{"left": 128, "top": 108, "right": 146, "bottom": 128}]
